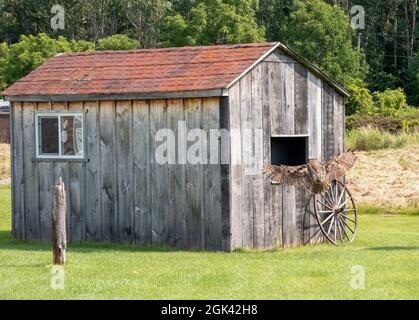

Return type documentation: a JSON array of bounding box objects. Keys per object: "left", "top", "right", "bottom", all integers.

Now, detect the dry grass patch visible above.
[
  {"left": 0, "top": 144, "right": 10, "bottom": 182},
  {"left": 346, "top": 144, "right": 419, "bottom": 209}
]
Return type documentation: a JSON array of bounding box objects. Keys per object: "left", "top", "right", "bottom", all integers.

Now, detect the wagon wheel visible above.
[{"left": 313, "top": 180, "right": 358, "bottom": 245}]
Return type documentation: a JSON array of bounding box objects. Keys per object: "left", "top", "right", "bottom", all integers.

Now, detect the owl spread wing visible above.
[
  {"left": 262, "top": 164, "right": 308, "bottom": 186},
  {"left": 325, "top": 151, "right": 357, "bottom": 182}
]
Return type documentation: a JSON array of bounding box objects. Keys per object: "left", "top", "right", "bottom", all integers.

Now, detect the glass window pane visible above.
[
  {"left": 39, "top": 117, "right": 59, "bottom": 155},
  {"left": 61, "top": 115, "right": 83, "bottom": 156}
]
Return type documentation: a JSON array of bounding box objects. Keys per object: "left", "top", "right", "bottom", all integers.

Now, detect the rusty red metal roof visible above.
[{"left": 2, "top": 42, "right": 278, "bottom": 98}]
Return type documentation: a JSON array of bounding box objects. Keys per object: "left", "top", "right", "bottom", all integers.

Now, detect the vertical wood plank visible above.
[
  {"left": 269, "top": 61, "right": 283, "bottom": 136},
  {"left": 294, "top": 63, "right": 308, "bottom": 135},
  {"left": 308, "top": 72, "right": 322, "bottom": 160},
  {"left": 282, "top": 185, "right": 297, "bottom": 247},
  {"left": 22, "top": 102, "right": 39, "bottom": 240},
  {"left": 279, "top": 56, "right": 296, "bottom": 246},
  {"left": 11, "top": 102, "right": 24, "bottom": 239},
  {"left": 334, "top": 94, "right": 344, "bottom": 155},
  {"left": 265, "top": 61, "right": 283, "bottom": 248},
  {"left": 261, "top": 62, "right": 273, "bottom": 248},
  {"left": 240, "top": 74, "right": 254, "bottom": 248},
  {"left": 293, "top": 64, "right": 309, "bottom": 246},
  {"left": 322, "top": 83, "right": 335, "bottom": 161},
  {"left": 184, "top": 98, "right": 203, "bottom": 249},
  {"left": 116, "top": 100, "right": 133, "bottom": 242},
  {"left": 100, "top": 101, "right": 117, "bottom": 242},
  {"left": 307, "top": 73, "right": 323, "bottom": 244},
  {"left": 149, "top": 99, "right": 168, "bottom": 245},
  {"left": 37, "top": 102, "right": 53, "bottom": 241},
  {"left": 9, "top": 101, "right": 14, "bottom": 236},
  {"left": 68, "top": 101, "right": 85, "bottom": 242},
  {"left": 228, "top": 84, "right": 242, "bottom": 249},
  {"left": 251, "top": 64, "right": 265, "bottom": 248},
  {"left": 202, "top": 97, "right": 222, "bottom": 250},
  {"left": 84, "top": 100, "right": 101, "bottom": 241},
  {"left": 68, "top": 163, "right": 84, "bottom": 242},
  {"left": 219, "top": 97, "right": 231, "bottom": 251},
  {"left": 133, "top": 100, "right": 151, "bottom": 244},
  {"left": 166, "top": 98, "right": 186, "bottom": 247},
  {"left": 279, "top": 54, "right": 295, "bottom": 135}
]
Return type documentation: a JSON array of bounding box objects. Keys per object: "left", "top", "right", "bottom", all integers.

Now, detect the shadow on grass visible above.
[
  {"left": 366, "top": 246, "right": 419, "bottom": 251},
  {"left": 0, "top": 230, "right": 227, "bottom": 254}
]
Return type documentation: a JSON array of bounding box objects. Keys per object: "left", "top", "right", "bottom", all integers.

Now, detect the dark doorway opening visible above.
[{"left": 271, "top": 136, "right": 308, "bottom": 166}]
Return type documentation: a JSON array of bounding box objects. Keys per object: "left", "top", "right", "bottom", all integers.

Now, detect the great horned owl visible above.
[{"left": 262, "top": 151, "right": 357, "bottom": 194}]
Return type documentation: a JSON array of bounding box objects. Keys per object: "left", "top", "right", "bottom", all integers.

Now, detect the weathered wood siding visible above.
[
  {"left": 227, "top": 48, "right": 345, "bottom": 249},
  {"left": 11, "top": 98, "right": 226, "bottom": 250},
  {"left": 10, "top": 47, "right": 345, "bottom": 251}
]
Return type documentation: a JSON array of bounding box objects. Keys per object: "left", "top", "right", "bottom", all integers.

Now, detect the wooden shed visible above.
[{"left": 2, "top": 42, "right": 349, "bottom": 251}]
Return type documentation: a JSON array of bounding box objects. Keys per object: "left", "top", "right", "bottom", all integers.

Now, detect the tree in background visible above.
[
  {"left": 123, "top": 0, "right": 168, "bottom": 48},
  {"left": 0, "top": 42, "right": 9, "bottom": 90},
  {"left": 0, "top": 33, "right": 93, "bottom": 91},
  {"left": 161, "top": 0, "right": 265, "bottom": 47},
  {"left": 0, "top": 0, "right": 52, "bottom": 43},
  {"left": 96, "top": 34, "right": 139, "bottom": 50},
  {"left": 0, "top": 0, "right": 416, "bottom": 108},
  {"left": 329, "top": 0, "right": 418, "bottom": 106},
  {"left": 260, "top": 0, "right": 368, "bottom": 86}
]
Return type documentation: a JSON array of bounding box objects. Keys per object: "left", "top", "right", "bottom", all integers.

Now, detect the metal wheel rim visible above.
[{"left": 314, "top": 180, "right": 358, "bottom": 245}]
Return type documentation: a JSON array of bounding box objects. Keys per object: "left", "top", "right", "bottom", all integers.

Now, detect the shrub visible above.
[
  {"left": 373, "top": 88, "right": 410, "bottom": 116},
  {"left": 346, "top": 108, "right": 419, "bottom": 133},
  {"left": 346, "top": 82, "right": 374, "bottom": 115}
]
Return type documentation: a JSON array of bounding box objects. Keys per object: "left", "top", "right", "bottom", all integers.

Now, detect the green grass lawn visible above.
[{"left": 0, "top": 184, "right": 418, "bottom": 300}]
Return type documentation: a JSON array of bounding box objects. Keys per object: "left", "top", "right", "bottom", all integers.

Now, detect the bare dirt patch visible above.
[{"left": 346, "top": 144, "right": 419, "bottom": 208}]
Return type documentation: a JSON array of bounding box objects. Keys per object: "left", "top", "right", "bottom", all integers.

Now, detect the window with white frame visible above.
[{"left": 35, "top": 112, "right": 84, "bottom": 159}]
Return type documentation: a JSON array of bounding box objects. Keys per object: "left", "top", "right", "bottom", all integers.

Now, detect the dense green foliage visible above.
[
  {"left": 0, "top": 33, "right": 93, "bottom": 90},
  {"left": 96, "top": 34, "right": 140, "bottom": 50},
  {"left": 0, "top": 0, "right": 417, "bottom": 108},
  {"left": 346, "top": 82, "right": 375, "bottom": 115},
  {"left": 161, "top": 0, "right": 265, "bottom": 47},
  {"left": 347, "top": 84, "right": 414, "bottom": 116},
  {"left": 373, "top": 88, "right": 411, "bottom": 116}
]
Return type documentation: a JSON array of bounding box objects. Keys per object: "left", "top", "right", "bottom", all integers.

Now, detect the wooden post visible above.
[{"left": 52, "top": 177, "right": 67, "bottom": 265}]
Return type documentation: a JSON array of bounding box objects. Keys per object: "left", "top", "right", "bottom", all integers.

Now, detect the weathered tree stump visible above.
[{"left": 52, "top": 177, "right": 67, "bottom": 265}]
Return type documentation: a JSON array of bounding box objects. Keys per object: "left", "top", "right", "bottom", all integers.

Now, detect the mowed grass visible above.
[{"left": 0, "top": 184, "right": 418, "bottom": 300}]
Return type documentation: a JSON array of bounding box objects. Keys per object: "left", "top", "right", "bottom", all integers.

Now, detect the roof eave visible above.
[{"left": 4, "top": 88, "right": 229, "bottom": 102}]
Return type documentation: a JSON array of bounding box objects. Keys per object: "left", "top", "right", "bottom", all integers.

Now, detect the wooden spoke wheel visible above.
[{"left": 314, "top": 180, "right": 358, "bottom": 245}]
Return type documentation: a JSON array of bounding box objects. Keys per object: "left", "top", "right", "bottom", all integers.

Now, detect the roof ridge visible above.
[{"left": 56, "top": 42, "right": 279, "bottom": 57}]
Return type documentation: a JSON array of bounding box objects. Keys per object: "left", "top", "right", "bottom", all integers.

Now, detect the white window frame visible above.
[{"left": 35, "top": 111, "right": 85, "bottom": 160}]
